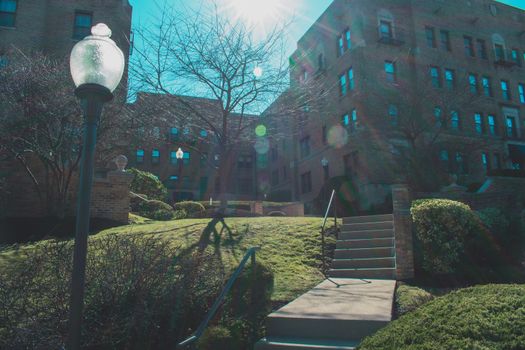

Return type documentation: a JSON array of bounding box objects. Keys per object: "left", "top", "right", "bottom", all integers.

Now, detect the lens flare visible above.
[
  {"left": 254, "top": 137, "right": 270, "bottom": 154},
  {"left": 327, "top": 125, "right": 349, "bottom": 149},
  {"left": 255, "top": 124, "right": 267, "bottom": 137}
]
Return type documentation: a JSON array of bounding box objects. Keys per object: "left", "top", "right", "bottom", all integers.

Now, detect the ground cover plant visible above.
[
  {"left": 358, "top": 284, "right": 525, "bottom": 350},
  {"left": 0, "top": 217, "right": 333, "bottom": 348}
]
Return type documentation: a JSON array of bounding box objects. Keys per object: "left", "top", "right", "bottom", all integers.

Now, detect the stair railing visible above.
[
  {"left": 177, "top": 246, "right": 261, "bottom": 349},
  {"left": 321, "top": 190, "right": 339, "bottom": 286}
]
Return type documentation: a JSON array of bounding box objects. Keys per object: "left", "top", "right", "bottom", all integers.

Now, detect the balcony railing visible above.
[
  {"left": 494, "top": 49, "right": 520, "bottom": 68},
  {"left": 377, "top": 27, "right": 406, "bottom": 46}
]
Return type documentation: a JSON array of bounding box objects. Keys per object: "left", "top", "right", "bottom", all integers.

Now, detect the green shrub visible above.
[
  {"left": 128, "top": 168, "right": 167, "bottom": 201},
  {"left": 395, "top": 284, "right": 434, "bottom": 316},
  {"left": 174, "top": 201, "right": 206, "bottom": 217},
  {"left": 411, "top": 199, "right": 481, "bottom": 274},
  {"left": 0, "top": 235, "right": 227, "bottom": 349},
  {"left": 138, "top": 200, "right": 175, "bottom": 221},
  {"left": 358, "top": 284, "right": 525, "bottom": 350},
  {"left": 197, "top": 326, "right": 239, "bottom": 350},
  {"left": 173, "top": 209, "right": 188, "bottom": 220}
]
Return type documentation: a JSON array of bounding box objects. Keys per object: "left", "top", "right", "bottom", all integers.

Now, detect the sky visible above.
[{"left": 128, "top": 0, "right": 525, "bottom": 59}]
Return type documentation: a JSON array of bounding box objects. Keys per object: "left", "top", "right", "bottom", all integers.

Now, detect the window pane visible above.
[
  {"left": 75, "top": 13, "right": 92, "bottom": 27},
  {"left": 0, "top": 0, "right": 17, "bottom": 12}
]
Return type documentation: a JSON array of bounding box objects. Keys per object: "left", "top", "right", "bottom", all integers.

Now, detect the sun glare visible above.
[{"left": 222, "top": 0, "right": 291, "bottom": 30}]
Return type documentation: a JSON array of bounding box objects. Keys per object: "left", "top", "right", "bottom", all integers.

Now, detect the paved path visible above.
[{"left": 256, "top": 278, "right": 396, "bottom": 349}]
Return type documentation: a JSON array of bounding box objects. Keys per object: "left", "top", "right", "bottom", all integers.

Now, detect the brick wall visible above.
[{"left": 392, "top": 184, "right": 415, "bottom": 280}]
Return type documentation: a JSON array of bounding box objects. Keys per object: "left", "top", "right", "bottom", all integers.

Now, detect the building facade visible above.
[
  {"left": 264, "top": 0, "right": 525, "bottom": 213},
  {"left": 127, "top": 92, "right": 261, "bottom": 202}
]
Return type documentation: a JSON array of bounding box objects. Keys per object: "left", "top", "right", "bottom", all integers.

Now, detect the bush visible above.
[
  {"left": 395, "top": 284, "right": 434, "bottom": 316},
  {"left": 411, "top": 199, "right": 481, "bottom": 274},
  {"left": 138, "top": 200, "right": 175, "bottom": 221},
  {"left": 174, "top": 201, "right": 206, "bottom": 217},
  {"left": 197, "top": 326, "right": 238, "bottom": 350},
  {"left": 128, "top": 168, "right": 167, "bottom": 201},
  {"left": 0, "top": 235, "right": 227, "bottom": 349},
  {"left": 358, "top": 285, "right": 525, "bottom": 350}
]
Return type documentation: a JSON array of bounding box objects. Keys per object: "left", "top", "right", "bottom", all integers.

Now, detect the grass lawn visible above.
[
  {"left": 359, "top": 284, "right": 525, "bottom": 349},
  {"left": 1, "top": 216, "right": 334, "bottom": 302}
]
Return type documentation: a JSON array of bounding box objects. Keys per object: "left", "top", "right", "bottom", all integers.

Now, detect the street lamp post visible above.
[
  {"left": 67, "top": 23, "right": 124, "bottom": 350},
  {"left": 176, "top": 147, "right": 184, "bottom": 202},
  {"left": 321, "top": 157, "right": 329, "bottom": 182}
]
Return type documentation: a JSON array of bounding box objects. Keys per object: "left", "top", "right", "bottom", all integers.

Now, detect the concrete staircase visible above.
[
  {"left": 255, "top": 214, "right": 397, "bottom": 350},
  {"left": 328, "top": 214, "right": 396, "bottom": 280}
]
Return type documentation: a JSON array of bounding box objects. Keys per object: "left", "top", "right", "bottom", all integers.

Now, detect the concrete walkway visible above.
[{"left": 256, "top": 278, "right": 396, "bottom": 350}]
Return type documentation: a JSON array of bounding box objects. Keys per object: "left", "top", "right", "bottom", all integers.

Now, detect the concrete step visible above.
[
  {"left": 334, "top": 247, "right": 394, "bottom": 259},
  {"left": 341, "top": 221, "right": 393, "bottom": 232},
  {"left": 255, "top": 337, "right": 358, "bottom": 350},
  {"left": 332, "top": 257, "right": 395, "bottom": 269},
  {"left": 266, "top": 315, "right": 389, "bottom": 342},
  {"left": 336, "top": 238, "right": 394, "bottom": 249},
  {"left": 343, "top": 214, "right": 393, "bottom": 224},
  {"left": 339, "top": 229, "right": 394, "bottom": 240},
  {"left": 328, "top": 268, "right": 396, "bottom": 279}
]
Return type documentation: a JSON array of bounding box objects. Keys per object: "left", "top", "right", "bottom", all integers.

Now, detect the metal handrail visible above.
[
  {"left": 321, "top": 190, "right": 338, "bottom": 277},
  {"left": 177, "top": 246, "right": 261, "bottom": 349}
]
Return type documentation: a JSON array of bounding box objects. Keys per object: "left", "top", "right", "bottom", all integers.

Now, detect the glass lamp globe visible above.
[
  {"left": 70, "top": 23, "right": 125, "bottom": 93},
  {"left": 321, "top": 157, "right": 329, "bottom": 167},
  {"left": 114, "top": 155, "right": 128, "bottom": 171},
  {"left": 176, "top": 148, "right": 184, "bottom": 159}
]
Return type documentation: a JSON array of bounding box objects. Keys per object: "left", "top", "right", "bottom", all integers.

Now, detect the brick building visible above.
[
  {"left": 127, "top": 92, "right": 262, "bottom": 202},
  {"left": 263, "top": 0, "right": 525, "bottom": 213}
]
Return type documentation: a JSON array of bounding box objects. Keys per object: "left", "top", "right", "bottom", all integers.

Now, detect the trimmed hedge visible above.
[
  {"left": 358, "top": 284, "right": 525, "bottom": 350},
  {"left": 128, "top": 168, "right": 167, "bottom": 201},
  {"left": 395, "top": 284, "right": 433, "bottom": 317},
  {"left": 174, "top": 201, "right": 206, "bottom": 217},
  {"left": 411, "top": 199, "right": 481, "bottom": 274},
  {"left": 138, "top": 200, "right": 176, "bottom": 221}
]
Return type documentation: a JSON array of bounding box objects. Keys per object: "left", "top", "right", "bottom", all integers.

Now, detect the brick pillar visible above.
[
  {"left": 90, "top": 170, "right": 133, "bottom": 224},
  {"left": 392, "top": 184, "right": 414, "bottom": 280},
  {"left": 250, "top": 201, "right": 263, "bottom": 215}
]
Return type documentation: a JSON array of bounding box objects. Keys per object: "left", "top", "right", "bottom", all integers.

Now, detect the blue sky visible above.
[{"left": 128, "top": 0, "right": 525, "bottom": 59}]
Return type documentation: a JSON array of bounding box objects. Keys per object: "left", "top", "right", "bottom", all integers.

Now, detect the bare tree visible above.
[
  {"left": 0, "top": 50, "right": 131, "bottom": 217},
  {"left": 130, "top": 2, "right": 292, "bottom": 207}
]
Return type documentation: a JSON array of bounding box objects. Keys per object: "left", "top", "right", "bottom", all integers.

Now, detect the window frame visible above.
[
  {"left": 440, "top": 30, "right": 451, "bottom": 51},
  {"left": 482, "top": 76, "right": 492, "bottom": 97},
  {"left": 430, "top": 66, "right": 442, "bottom": 88},
  {"left": 384, "top": 60, "right": 396, "bottom": 82},
  {"left": 425, "top": 26, "right": 436, "bottom": 48},
  {"left": 73, "top": 10, "right": 93, "bottom": 40},
  {"left": 0, "top": 0, "right": 17, "bottom": 27},
  {"left": 464, "top": 36, "right": 475, "bottom": 57},
  {"left": 501, "top": 80, "right": 511, "bottom": 100}
]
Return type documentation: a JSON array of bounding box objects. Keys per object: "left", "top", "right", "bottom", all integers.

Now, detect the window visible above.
[
  {"left": 342, "top": 114, "right": 349, "bottom": 127},
  {"left": 322, "top": 125, "right": 327, "bottom": 145},
  {"left": 238, "top": 155, "right": 253, "bottom": 169},
  {"left": 346, "top": 29, "right": 352, "bottom": 50},
  {"left": 425, "top": 26, "right": 436, "bottom": 48},
  {"left": 170, "top": 151, "right": 178, "bottom": 165},
  {"left": 199, "top": 129, "right": 208, "bottom": 138},
  {"left": 379, "top": 20, "right": 393, "bottom": 39},
  {"left": 493, "top": 153, "right": 501, "bottom": 170},
  {"left": 464, "top": 36, "right": 475, "bottom": 57},
  {"left": 343, "top": 110, "right": 358, "bottom": 131},
  {"left": 73, "top": 11, "right": 93, "bottom": 40},
  {"left": 385, "top": 61, "right": 396, "bottom": 82},
  {"left": 488, "top": 115, "right": 497, "bottom": 135},
  {"left": 0, "top": 0, "right": 17, "bottom": 27},
  {"left": 183, "top": 152, "right": 190, "bottom": 165},
  {"left": 348, "top": 67, "right": 355, "bottom": 90},
  {"left": 519, "top": 83, "right": 525, "bottom": 104},
  {"left": 300, "top": 136, "right": 310, "bottom": 158},
  {"left": 151, "top": 149, "right": 160, "bottom": 164},
  {"left": 506, "top": 116, "right": 516, "bottom": 137},
  {"left": 444, "top": 69, "right": 455, "bottom": 89},
  {"left": 469, "top": 74, "right": 478, "bottom": 94},
  {"left": 238, "top": 179, "right": 252, "bottom": 194},
  {"left": 337, "top": 28, "right": 351, "bottom": 56},
  {"left": 434, "top": 106, "right": 443, "bottom": 127},
  {"left": 512, "top": 49, "right": 521, "bottom": 66},
  {"left": 430, "top": 66, "right": 441, "bottom": 88},
  {"left": 482, "top": 152, "right": 490, "bottom": 172},
  {"left": 388, "top": 104, "right": 398, "bottom": 126},
  {"left": 474, "top": 113, "right": 484, "bottom": 134},
  {"left": 338, "top": 35, "right": 344, "bottom": 56},
  {"left": 351, "top": 109, "right": 358, "bottom": 131},
  {"left": 494, "top": 44, "right": 505, "bottom": 61},
  {"left": 501, "top": 80, "right": 511, "bottom": 100},
  {"left": 136, "top": 149, "right": 144, "bottom": 163},
  {"left": 440, "top": 30, "right": 451, "bottom": 51},
  {"left": 0, "top": 55, "right": 8, "bottom": 68},
  {"left": 451, "top": 111, "right": 460, "bottom": 131},
  {"left": 271, "top": 170, "right": 279, "bottom": 186},
  {"left": 482, "top": 76, "right": 492, "bottom": 97},
  {"left": 476, "top": 39, "right": 487, "bottom": 59},
  {"left": 318, "top": 53, "right": 325, "bottom": 71},
  {"left": 339, "top": 73, "right": 347, "bottom": 96},
  {"left": 170, "top": 127, "right": 179, "bottom": 141},
  {"left": 301, "top": 172, "right": 312, "bottom": 194},
  {"left": 440, "top": 150, "right": 450, "bottom": 170}
]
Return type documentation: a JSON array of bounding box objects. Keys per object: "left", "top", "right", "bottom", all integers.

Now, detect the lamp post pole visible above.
[{"left": 66, "top": 24, "right": 124, "bottom": 350}]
